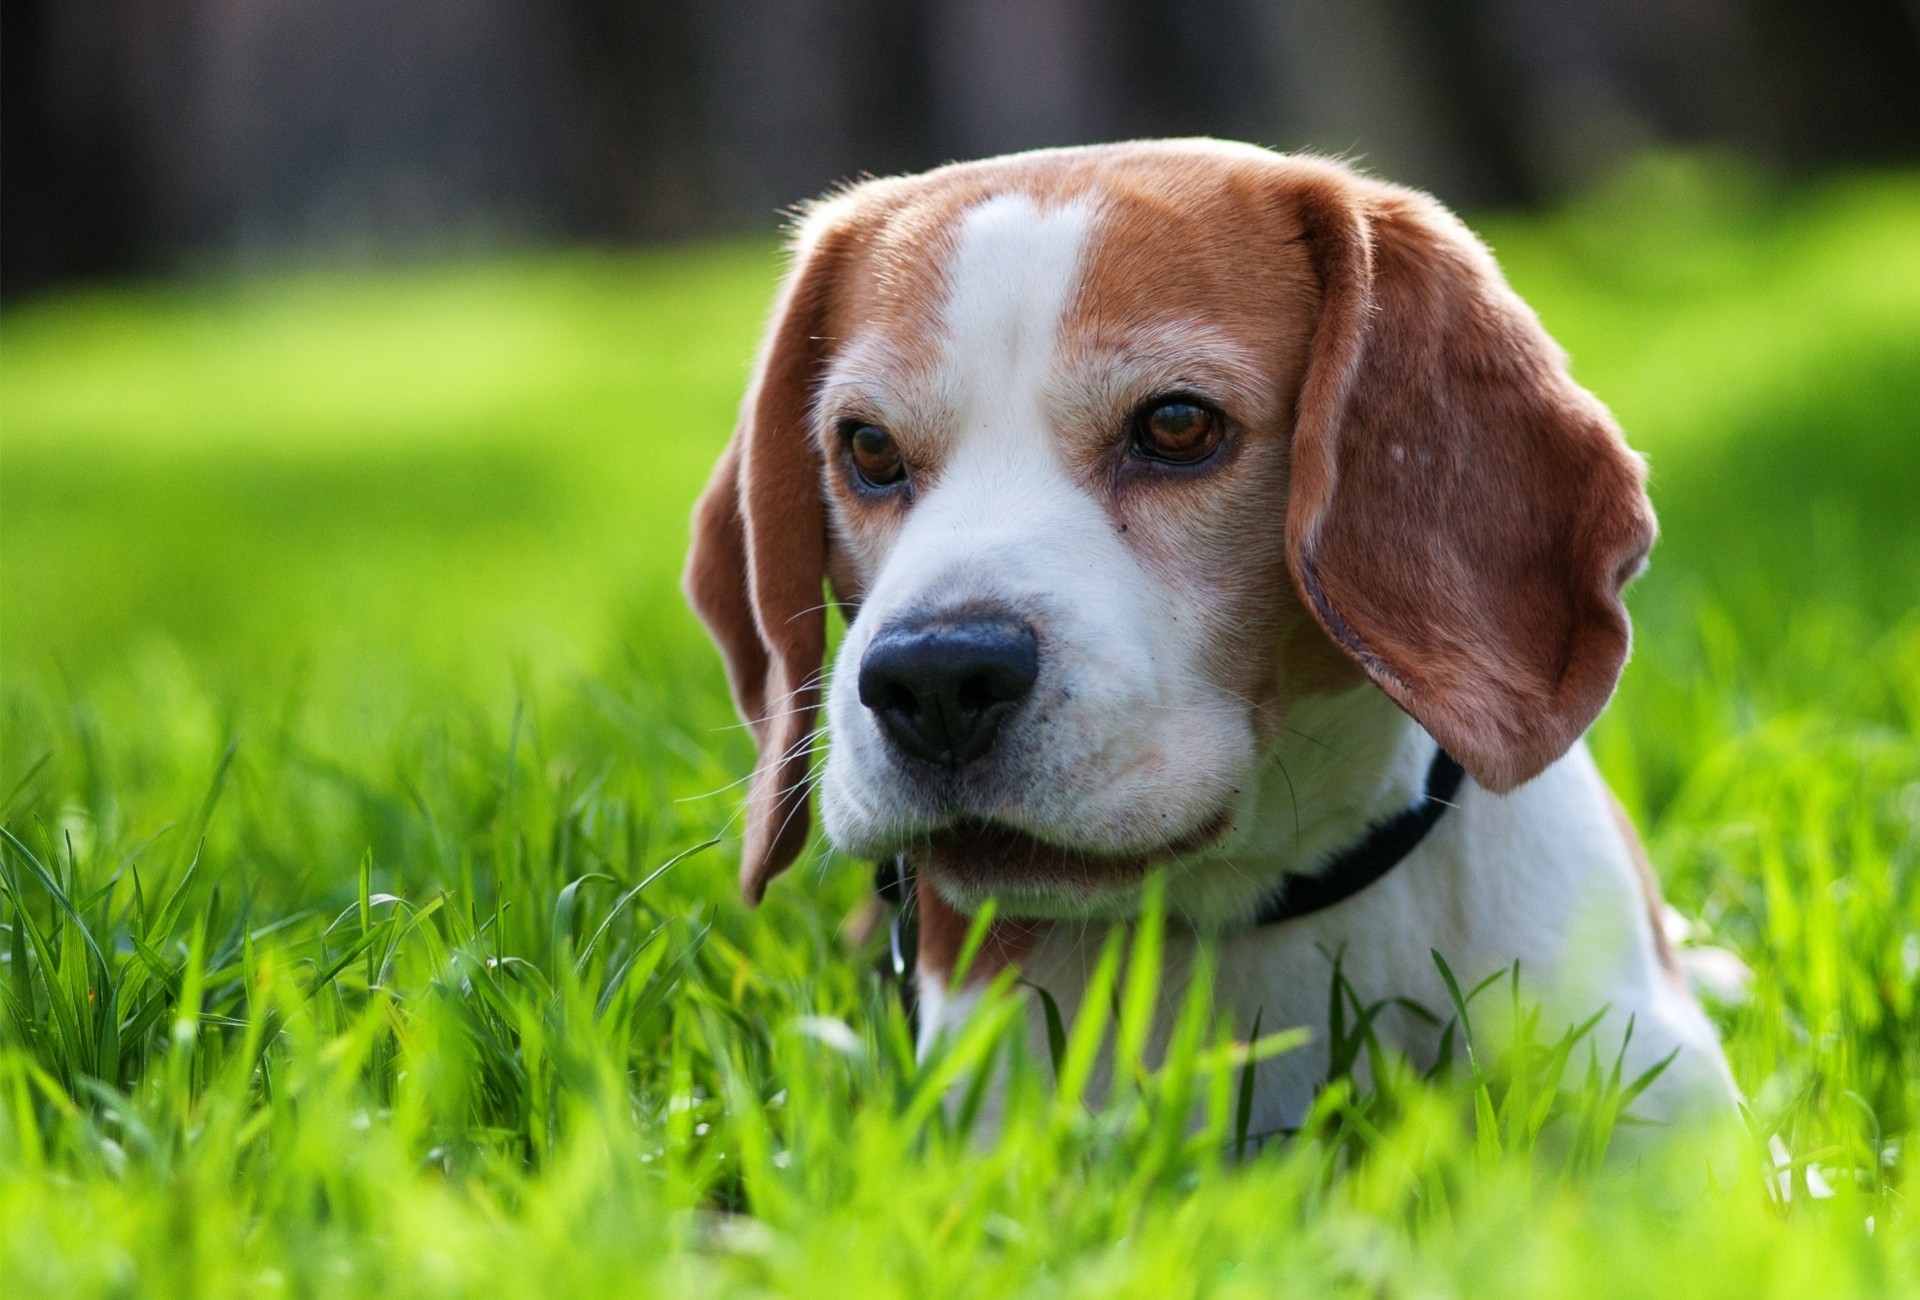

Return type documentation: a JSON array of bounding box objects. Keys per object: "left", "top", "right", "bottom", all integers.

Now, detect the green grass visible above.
[{"left": 2, "top": 156, "right": 1917, "bottom": 1296}]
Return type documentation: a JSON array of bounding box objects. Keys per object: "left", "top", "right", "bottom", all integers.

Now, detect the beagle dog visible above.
[{"left": 685, "top": 140, "right": 1737, "bottom": 1135}]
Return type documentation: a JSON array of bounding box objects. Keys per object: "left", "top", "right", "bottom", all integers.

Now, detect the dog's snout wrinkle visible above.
[{"left": 858, "top": 611, "right": 1039, "bottom": 769}]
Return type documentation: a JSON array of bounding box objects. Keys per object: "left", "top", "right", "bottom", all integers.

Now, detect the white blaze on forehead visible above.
[
  {"left": 820, "top": 184, "right": 1256, "bottom": 874},
  {"left": 939, "top": 193, "right": 1095, "bottom": 438}
]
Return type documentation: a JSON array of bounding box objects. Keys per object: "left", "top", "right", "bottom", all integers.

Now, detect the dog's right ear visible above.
[
  {"left": 1279, "top": 159, "right": 1656, "bottom": 793},
  {"left": 684, "top": 210, "right": 856, "bottom": 904}
]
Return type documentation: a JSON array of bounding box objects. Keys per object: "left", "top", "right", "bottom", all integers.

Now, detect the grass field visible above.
[{"left": 2, "top": 157, "right": 1917, "bottom": 1296}]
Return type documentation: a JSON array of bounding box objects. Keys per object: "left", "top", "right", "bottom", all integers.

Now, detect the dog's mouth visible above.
[{"left": 916, "top": 808, "right": 1233, "bottom": 910}]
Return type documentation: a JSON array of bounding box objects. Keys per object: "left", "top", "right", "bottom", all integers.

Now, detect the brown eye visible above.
[
  {"left": 847, "top": 423, "right": 906, "bottom": 489},
  {"left": 1133, "top": 399, "right": 1222, "bottom": 464}
]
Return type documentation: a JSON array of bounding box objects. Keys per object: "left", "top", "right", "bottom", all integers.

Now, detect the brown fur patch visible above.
[
  {"left": 684, "top": 216, "right": 855, "bottom": 902},
  {"left": 915, "top": 884, "right": 1049, "bottom": 990},
  {"left": 1281, "top": 164, "right": 1657, "bottom": 792}
]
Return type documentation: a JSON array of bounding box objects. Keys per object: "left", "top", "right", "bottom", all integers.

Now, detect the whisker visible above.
[
  {"left": 673, "top": 722, "right": 829, "bottom": 807},
  {"left": 782, "top": 600, "right": 847, "bottom": 622},
  {"left": 674, "top": 769, "right": 758, "bottom": 802},
  {"left": 764, "top": 768, "right": 820, "bottom": 856}
]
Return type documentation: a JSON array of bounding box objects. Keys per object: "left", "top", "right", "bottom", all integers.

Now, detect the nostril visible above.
[
  {"left": 868, "top": 678, "right": 921, "bottom": 717},
  {"left": 857, "top": 610, "right": 1039, "bottom": 766},
  {"left": 955, "top": 673, "right": 995, "bottom": 714},
  {"left": 958, "top": 660, "right": 1030, "bottom": 712}
]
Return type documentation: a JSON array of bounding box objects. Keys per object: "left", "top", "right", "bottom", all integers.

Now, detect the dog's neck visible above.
[
  {"left": 1163, "top": 684, "right": 1443, "bottom": 928},
  {"left": 918, "top": 684, "right": 1442, "bottom": 931},
  {"left": 908, "top": 685, "right": 1447, "bottom": 992}
]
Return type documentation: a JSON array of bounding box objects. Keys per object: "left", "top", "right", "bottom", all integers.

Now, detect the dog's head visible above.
[{"left": 685, "top": 141, "right": 1654, "bottom": 913}]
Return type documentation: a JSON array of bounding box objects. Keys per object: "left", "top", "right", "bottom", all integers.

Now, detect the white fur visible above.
[
  {"left": 813, "top": 189, "right": 1738, "bottom": 1136},
  {"left": 990, "top": 708, "right": 1736, "bottom": 1134},
  {"left": 819, "top": 194, "right": 1252, "bottom": 912}
]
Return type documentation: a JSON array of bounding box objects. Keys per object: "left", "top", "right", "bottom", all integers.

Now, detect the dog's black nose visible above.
[{"left": 858, "top": 611, "right": 1039, "bottom": 768}]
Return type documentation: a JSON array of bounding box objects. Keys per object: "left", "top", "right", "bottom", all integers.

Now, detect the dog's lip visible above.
[{"left": 915, "top": 806, "right": 1234, "bottom": 893}]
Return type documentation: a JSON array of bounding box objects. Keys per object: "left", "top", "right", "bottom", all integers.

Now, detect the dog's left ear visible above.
[
  {"left": 684, "top": 209, "right": 856, "bottom": 903},
  {"left": 1283, "top": 164, "right": 1657, "bottom": 791}
]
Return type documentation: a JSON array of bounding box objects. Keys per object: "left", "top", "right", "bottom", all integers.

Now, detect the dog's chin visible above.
[{"left": 915, "top": 811, "right": 1233, "bottom": 919}]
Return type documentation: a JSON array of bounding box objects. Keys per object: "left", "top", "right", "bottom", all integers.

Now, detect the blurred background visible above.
[{"left": 6, "top": 0, "right": 1920, "bottom": 296}]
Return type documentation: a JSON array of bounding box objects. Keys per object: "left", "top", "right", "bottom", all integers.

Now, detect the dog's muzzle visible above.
[{"left": 856, "top": 607, "right": 1038, "bottom": 768}]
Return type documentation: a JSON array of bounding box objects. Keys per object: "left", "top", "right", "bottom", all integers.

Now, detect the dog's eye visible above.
[
  {"left": 1132, "top": 399, "right": 1222, "bottom": 464},
  {"left": 846, "top": 423, "right": 906, "bottom": 489}
]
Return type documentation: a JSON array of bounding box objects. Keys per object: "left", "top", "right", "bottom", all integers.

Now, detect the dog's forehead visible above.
[
  {"left": 935, "top": 192, "right": 1092, "bottom": 415},
  {"left": 823, "top": 144, "right": 1320, "bottom": 402}
]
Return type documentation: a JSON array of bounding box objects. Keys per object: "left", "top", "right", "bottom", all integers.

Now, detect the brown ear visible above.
[
  {"left": 1284, "top": 165, "right": 1656, "bottom": 791},
  {"left": 684, "top": 213, "right": 852, "bottom": 903}
]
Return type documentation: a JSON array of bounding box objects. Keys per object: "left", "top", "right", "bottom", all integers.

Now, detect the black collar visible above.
[
  {"left": 874, "top": 745, "right": 1466, "bottom": 1005},
  {"left": 1250, "top": 745, "right": 1465, "bottom": 926}
]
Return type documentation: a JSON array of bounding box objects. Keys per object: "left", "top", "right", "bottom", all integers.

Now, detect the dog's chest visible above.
[
  {"left": 992, "top": 850, "right": 1480, "bottom": 1134},
  {"left": 915, "top": 748, "right": 1720, "bottom": 1135}
]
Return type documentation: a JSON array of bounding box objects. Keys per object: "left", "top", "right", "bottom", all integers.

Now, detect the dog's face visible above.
[
  {"left": 813, "top": 177, "right": 1329, "bottom": 915},
  {"left": 686, "top": 141, "right": 1656, "bottom": 915}
]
